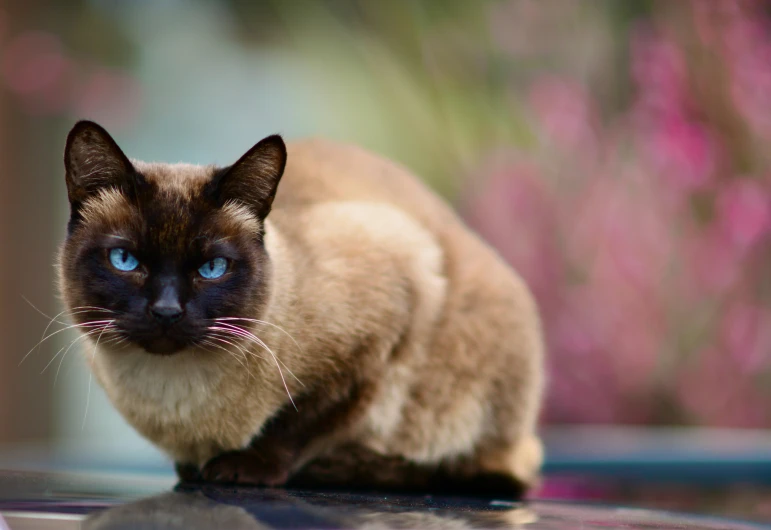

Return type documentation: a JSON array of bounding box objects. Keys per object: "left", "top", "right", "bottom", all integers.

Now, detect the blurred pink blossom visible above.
[
  {"left": 464, "top": 161, "right": 561, "bottom": 312},
  {"left": 642, "top": 116, "right": 717, "bottom": 194},
  {"left": 467, "top": 2, "right": 771, "bottom": 427},
  {"left": 528, "top": 77, "right": 600, "bottom": 164},
  {"left": 73, "top": 70, "right": 142, "bottom": 131},
  {"left": 715, "top": 178, "right": 771, "bottom": 251},
  {"left": 1, "top": 31, "right": 73, "bottom": 114},
  {"left": 723, "top": 15, "right": 771, "bottom": 115},
  {"left": 695, "top": 2, "right": 771, "bottom": 139},
  {"left": 721, "top": 303, "right": 771, "bottom": 374},
  {"left": 567, "top": 177, "right": 673, "bottom": 293},
  {"left": 630, "top": 26, "right": 719, "bottom": 196},
  {"left": 631, "top": 26, "right": 690, "bottom": 117},
  {"left": 679, "top": 347, "right": 768, "bottom": 428},
  {"left": 683, "top": 225, "right": 743, "bottom": 297}
]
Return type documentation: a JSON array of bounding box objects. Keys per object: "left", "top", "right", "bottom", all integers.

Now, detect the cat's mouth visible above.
[{"left": 141, "top": 337, "right": 185, "bottom": 355}]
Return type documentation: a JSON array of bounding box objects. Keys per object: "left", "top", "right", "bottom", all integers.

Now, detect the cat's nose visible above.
[
  {"left": 150, "top": 300, "right": 184, "bottom": 325},
  {"left": 150, "top": 278, "right": 185, "bottom": 325},
  {"left": 150, "top": 284, "right": 184, "bottom": 325},
  {"left": 150, "top": 301, "right": 184, "bottom": 325}
]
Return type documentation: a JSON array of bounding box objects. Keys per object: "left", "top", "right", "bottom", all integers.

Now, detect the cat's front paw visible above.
[
  {"left": 200, "top": 450, "right": 290, "bottom": 487},
  {"left": 175, "top": 462, "right": 203, "bottom": 483}
]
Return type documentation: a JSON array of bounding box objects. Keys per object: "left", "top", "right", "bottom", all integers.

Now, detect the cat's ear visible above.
[
  {"left": 209, "top": 135, "right": 287, "bottom": 220},
  {"left": 64, "top": 120, "right": 138, "bottom": 205}
]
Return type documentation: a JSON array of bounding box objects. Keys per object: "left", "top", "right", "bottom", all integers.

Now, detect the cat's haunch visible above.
[{"left": 57, "top": 121, "right": 545, "bottom": 498}]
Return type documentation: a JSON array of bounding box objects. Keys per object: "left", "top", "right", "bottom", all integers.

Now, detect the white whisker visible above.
[
  {"left": 54, "top": 331, "right": 97, "bottom": 385},
  {"left": 207, "top": 332, "right": 265, "bottom": 361},
  {"left": 209, "top": 322, "right": 298, "bottom": 410},
  {"left": 20, "top": 319, "right": 116, "bottom": 367},
  {"left": 21, "top": 297, "right": 114, "bottom": 367},
  {"left": 215, "top": 317, "right": 303, "bottom": 355},
  {"left": 200, "top": 338, "right": 256, "bottom": 381},
  {"left": 83, "top": 324, "right": 111, "bottom": 431},
  {"left": 213, "top": 317, "right": 305, "bottom": 388},
  {"left": 210, "top": 322, "right": 304, "bottom": 388}
]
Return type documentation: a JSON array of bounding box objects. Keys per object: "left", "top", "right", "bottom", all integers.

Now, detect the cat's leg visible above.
[
  {"left": 199, "top": 379, "right": 378, "bottom": 486},
  {"left": 285, "top": 443, "right": 528, "bottom": 499},
  {"left": 474, "top": 433, "right": 544, "bottom": 493},
  {"left": 174, "top": 462, "right": 202, "bottom": 483}
]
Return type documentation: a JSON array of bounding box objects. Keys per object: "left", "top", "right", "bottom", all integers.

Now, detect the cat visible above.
[{"left": 57, "top": 120, "right": 545, "bottom": 498}]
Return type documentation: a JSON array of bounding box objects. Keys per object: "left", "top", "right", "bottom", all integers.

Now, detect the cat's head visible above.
[{"left": 58, "top": 121, "right": 286, "bottom": 355}]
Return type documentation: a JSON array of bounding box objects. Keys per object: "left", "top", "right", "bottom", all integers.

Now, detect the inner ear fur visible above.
[
  {"left": 208, "top": 135, "right": 287, "bottom": 220},
  {"left": 64, "top": 120, "right": 140, "bottom": 206}
]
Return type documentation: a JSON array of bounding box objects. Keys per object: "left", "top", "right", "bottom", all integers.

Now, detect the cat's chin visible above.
[{"left": 139, "top": 337, "right": 187, "bottom": 356}]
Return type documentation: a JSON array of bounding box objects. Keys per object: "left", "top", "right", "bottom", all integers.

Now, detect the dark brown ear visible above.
[
  {"left": 208, "top": 135, "right": 287, "bottom": 220},
  {"left": 64, "top": 120, "right": 138, "bottom": 206}
]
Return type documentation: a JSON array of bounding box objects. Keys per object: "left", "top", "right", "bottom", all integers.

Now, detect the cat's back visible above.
[
  {"left": 276, "top": 138, "right": 502, "bottom": 261},
  {"left": 274, "top": 137, "right": 541, "bottom": 352},
  {"left": 275, "top": 138, "right": 457, "bottom": 232},
  {"left": 275, "top": 138, "right": 543, "bottom": 475},
  {"left": 275, "top": 138, "right": 525, "bottom": 288}
]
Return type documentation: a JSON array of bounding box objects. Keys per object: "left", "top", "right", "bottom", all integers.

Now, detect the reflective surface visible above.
[{"left": 1, "top": 471, "right": 770, "bottom": 530}]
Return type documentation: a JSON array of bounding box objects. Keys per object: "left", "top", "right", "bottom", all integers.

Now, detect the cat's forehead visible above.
[
  {"left": 77, "top": 161, "right": 260, "bottom": 250},
  {"left": 132, "top": 161, "right": 215, "bottom": 197}
]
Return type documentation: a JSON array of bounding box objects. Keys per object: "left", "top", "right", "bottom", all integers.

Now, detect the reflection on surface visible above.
[
  {"left": 81, "top": 487, "right": 537, "bottom": 530},
  {"left": 78, "top": 486, "right": 770, "bottom": 530},
  {"left": 83, "top": 491, "right": 266, "bottom": 530}
]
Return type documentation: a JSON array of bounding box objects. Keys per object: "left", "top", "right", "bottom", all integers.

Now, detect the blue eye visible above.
[
  {"left": 109, "top": 248, "right": 139, "bottom": 272},
  {"left": 198, "top": 257, "right": 228, "bottom": 279}
]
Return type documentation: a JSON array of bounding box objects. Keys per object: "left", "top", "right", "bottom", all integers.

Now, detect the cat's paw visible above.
[
  {"left": 174, "top": 462, "right": 203, "bottom": 483},
  {"left": 200, "top": 451, "right": 290, "bottom": 487}
]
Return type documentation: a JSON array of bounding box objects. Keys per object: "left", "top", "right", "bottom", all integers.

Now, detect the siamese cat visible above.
[{"left": 57, "top": 121, "right": 544, "bottom": 497}]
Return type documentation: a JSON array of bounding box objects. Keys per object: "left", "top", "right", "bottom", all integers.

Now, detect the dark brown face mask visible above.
[{"left": 60, "top": 120, "right": 286, "bottom": 355}]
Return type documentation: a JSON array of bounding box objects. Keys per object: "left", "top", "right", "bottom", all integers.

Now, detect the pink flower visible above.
[
  {"left": 721, "top": 303, "right": 771, "bottom": 374},
  {"left": 566, "top": 176, "right": 673, "bottom": 293},
  {"left": 643, "top": 115, "right": 717, "bottom": 193},
  {"left": 1, "top": 31, "right": 73, "bottom": 114},
  {"left": 73, "top": 70, "right": 142, "bottom": 131},
  {"left": 463, "top": 160, "right": 561, "bottom": 313},
  {"left": 682, "top": 225, "right": 743, "bottom": 296},
  {"left": 630, "top": 25, "right": 690, "bottom": 117},
  {"left": 679, "top": 347, "right": 768, "bottom": 428},
  {"left": 715, "top": 178, "right": 771, "bottom": 251},
  {"left": 528, "top": 76, "right": 600, "bottom": 163},
  {"left": 696, "top": 2, "right": 771, "bottom": 139}
]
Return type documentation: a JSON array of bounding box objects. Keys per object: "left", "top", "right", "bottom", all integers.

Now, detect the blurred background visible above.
[{"left": 2, "top": 0, "right": 771, "bottom": 523}]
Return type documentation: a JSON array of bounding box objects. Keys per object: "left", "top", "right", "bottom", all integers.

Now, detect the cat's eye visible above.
[
  {"left": 109, "top": 248, "right": 139, "bottom": 272},
  {"left": 198, "top": 257, "right": 228, "bottom": 279}
]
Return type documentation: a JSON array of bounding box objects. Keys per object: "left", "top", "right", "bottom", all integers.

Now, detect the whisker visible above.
[
  {"left": 83, "top": 324, "right": 111, "bottom": 431},
  {"left": 199, "top": 338, "right": 256, "bottom": 381},
  {"left": 53, "top": 330, "right": 101, "bottom": 385},
  {"left": 206, "top": 331, "right": 265, "bottom": 361},
  {"left": 209, "top": 323, "right": 298, "bottom": 410},
  {"left": 40, "top": 328, "right": 114, "bottom": 374},
  {"left": 23, "top": 297, "right": 114, "bottom": 327},
  {"left": 195, "top": 342, "right": 221, "bottom": 356},
  {"left": 205, "top": 335, "right": 253, "bottom": 368},
  {"left": 210, "top": 323, "right": 304, "bottom": 388},
  {"left": 20, "top": 320, "right": 117, "bottom": 367},
  {"left": 214, "top": 317, "right": 303, "bottom": 355},
  {"left": 22, "top": 297, "right": 114, "bottom": 365},
  {"left": 213, "top": 317, "right": 305, "bottom": 388}
]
